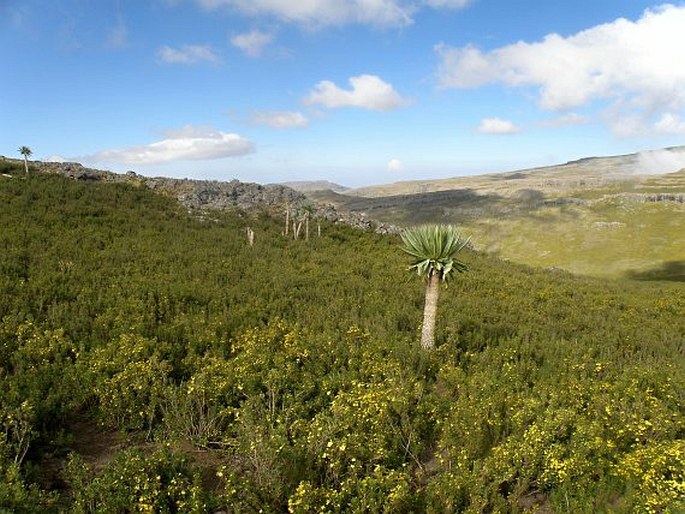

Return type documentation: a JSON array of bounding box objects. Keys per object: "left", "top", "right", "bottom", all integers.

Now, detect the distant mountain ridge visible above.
[
  {"left": 278, "top": 180, "right": 349, "bottom": 193},
  {"left": 347, "top": 146, "right": 685, "bottom": 198},
  {"left": 304, "top": 146, "right": 685, "bottom": 279}
]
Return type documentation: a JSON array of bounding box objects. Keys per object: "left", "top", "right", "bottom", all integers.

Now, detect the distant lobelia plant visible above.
[
  {"left": 18, "top": 146, "right": 32, "bottom": 176},
  {"left": 301, "top": 204, "right": 314, "bottom": 241},
  {"left": 400, "top": 224, "right": 470, "bottom": 350}
]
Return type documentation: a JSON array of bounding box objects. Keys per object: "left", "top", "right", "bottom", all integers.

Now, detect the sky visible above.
[{"left": 2, "top": 0, "right": 685, "bottom": 187}]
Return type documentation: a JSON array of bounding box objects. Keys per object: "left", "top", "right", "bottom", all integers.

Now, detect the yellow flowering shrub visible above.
[
  {"left": 86, "top": 334, "right": 172, "bottom": 431},
  {"left": 616, "top": 440, "right": 685, "bottom": 513},
  {"left": 65, "top": 448, "right": 210, "bottom": 513},
  {"left": 288, "top": 466, "right": 413, "bottom": 513},
  {"left": 427, "top": 338, "right": 685, "bottom": 513}
]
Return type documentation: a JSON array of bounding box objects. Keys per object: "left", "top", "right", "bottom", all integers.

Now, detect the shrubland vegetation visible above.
[{"left": 1, "top": 162, "right": 684, "bottom": 513}]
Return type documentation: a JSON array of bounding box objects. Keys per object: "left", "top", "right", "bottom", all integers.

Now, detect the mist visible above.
[{"left": 633, "top": 148, "right": 685, "bottom": 175}]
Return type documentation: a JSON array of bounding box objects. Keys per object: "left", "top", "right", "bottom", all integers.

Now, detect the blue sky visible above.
[{"left": 2, "top": 0, "right": 685, "bottom": 187}]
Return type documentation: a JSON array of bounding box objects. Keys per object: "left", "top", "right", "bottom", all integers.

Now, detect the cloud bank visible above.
[
  {"left": 89, "top": 125, "right": 254, "bottom": 165},
  {"left": 305, "top": 74, "right": 408, "bottom": 111},
  {"left": 436, "top": 4, "right": 685, "bottom": 135}
]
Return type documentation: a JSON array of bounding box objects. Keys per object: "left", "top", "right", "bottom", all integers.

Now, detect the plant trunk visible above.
[
  {"left": 284, "top": 208, "right": 289, "bottom": 236},
  {"left": 420, "top": 273, "right": 440, "bottom": 350},
  {"left": 23, "top": 156, "right": 29, "bottom": 176}
]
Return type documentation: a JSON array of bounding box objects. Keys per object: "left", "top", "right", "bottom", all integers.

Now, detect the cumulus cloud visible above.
[
  {"left": 435, "top": 5, "right": 685, "bottom": 135},
  {"left": 88, "top": 125, "right": 254, "bottom": 165},
  {"left": 387, "top": 158, "right": 404, "bottom": 171},
  {"left": 230, "top": 30, "right": 273, "bottom": 57},
  {"left": 249, "top": 111, "right": 309, "bottom": 128},
  {"left": 654, "top": 113, "right": 685, "bottom": 135},
  {"left": 157, "top": 44, "right": 220, "bottom": 65},
  {"left": 477, "top": 117, "right": 522, "bottom": 135},
  {"left": 194, "top": 0, "right": 471, "bottom": 28},
  {"left": 304, "top": 74, "right": 408, "bottom": 111}
]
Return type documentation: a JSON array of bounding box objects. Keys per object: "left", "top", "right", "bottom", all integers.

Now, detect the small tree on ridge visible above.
[{"left": 19, "top": 146, "right": 32, "bottom": 176}]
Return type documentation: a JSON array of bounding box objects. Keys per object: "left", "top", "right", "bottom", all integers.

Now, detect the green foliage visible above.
[
  {"left": 0, "top": 460, "right": 56, "bottom": 513},
  {"left": 83, "top": 334, "right": 172, "bottom": 432},
  {"left": 0, "top": 173, "right": 683, "bottom": 512},
  {"left": 616, "top": 440, "right": 685, "bottom": 513},
  {"left": 400, "top": 224, "right": 469, "bottom": 280},
  {"left": 288, "top": 467, "right": 414, "bottom": 513},
  {"left": 64, "top": 448, "right": 211, "bottom": 513}
]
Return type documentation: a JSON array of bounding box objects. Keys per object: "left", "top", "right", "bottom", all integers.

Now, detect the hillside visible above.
[
  {"left": 0, "top": 157, "right": 398, "bottom": 234},
  {"left": 0, "top": 170, "right": 683, "bottom": 513},
  {"left": 348, "top": 146, "right": 685, "bottom": 198},
  {"left": 279, "top": 180, "right": 349, "bottom": 193},
  {"left": 309, "top": 148, "right": 685, "bottom": 279}
]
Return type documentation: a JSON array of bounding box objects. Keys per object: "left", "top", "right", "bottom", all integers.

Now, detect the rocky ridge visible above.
[{"left": 3, "top": 158, "right": 401, "bottom": 234}]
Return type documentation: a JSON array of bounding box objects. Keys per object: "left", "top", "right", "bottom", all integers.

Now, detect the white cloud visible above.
[
  {"left": 388, "top": 158, "right": 404, "bottom": 171},
  {"left": 88, "top": 125, "right": 254, "bottom": 165},
  {"left": 157, "top": 44, "right": 220, "bottom": 65},
  {"left": 250, "top": 111, "right": 309, "bottom": 128},
  {"left": 197, "top": 0, "right": 412, "bottom": 27},
  {"left": 304, "top": 74, "right": 408, "bottom": 111},
  {"left": 230, "top": 30, "right": 273, "bottom": 57},
  {"left": 423, "top": 0, "right": 472, "bottom": 8},
  {"left": 435, "top": 5, "right": 685, "bottom": 135},
  {"left": 194, "top": 0, "right": 471, "bottom": 28},
  {"left": 654, "top": 113, "right": 685, "bottom": 135},
  {"left": 477, "top": 118, "right": 522, "bottom": 135}
]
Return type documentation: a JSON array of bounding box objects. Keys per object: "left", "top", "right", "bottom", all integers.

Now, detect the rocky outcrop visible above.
[
  {"left": 144, "top": 177, "right": 306, "bottom": 212},
  {"left": 314, "top": 204, "right": 402, "bottom": 234},
  {"left": 616, "top": 192, "right": 685, "bottom": 203},
  {"left": 20, "top": 159, "right": 399, "bottom": 233},
  {"left": 33, "top": 161, "right": 123, "bottom": 182}
]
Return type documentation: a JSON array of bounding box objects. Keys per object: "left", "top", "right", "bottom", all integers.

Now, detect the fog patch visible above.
[{"left": 632, "top": 148, "right": 685, "bottom": 175}]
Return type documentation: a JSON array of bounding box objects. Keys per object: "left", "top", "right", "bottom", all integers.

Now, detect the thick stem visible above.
[{"left": 420, "top": 273, "right": 440, "bottom": 350}]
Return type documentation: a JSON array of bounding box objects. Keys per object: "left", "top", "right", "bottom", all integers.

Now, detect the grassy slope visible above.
[
  {"left": 1, "top": 169, "right": 683, "bottom": 512},
  {"left": 312, "top": 158, "right": 685, "bottom": 279}
]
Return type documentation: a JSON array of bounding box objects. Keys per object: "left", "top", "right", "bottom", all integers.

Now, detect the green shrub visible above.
[{"left": 64, "top": 448, "right": 211, "bottom": 513}]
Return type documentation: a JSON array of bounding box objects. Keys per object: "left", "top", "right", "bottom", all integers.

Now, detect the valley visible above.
[{"left": 307, "top": 148, "right": 685, "bottom": 279}]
